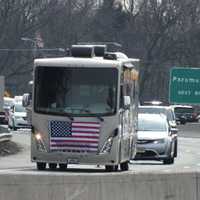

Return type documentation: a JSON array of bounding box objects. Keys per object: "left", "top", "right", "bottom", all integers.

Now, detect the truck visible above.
[{"left": 24, "top": 45, "right": 140, "bottom": 171}]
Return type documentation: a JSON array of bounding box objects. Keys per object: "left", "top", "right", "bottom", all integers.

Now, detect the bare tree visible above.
[{"left": 0, "top": 0, "right": 55, "bottom": 93}]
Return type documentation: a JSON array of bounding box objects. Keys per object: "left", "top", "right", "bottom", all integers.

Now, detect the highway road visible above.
[{"left": 0, "top": 122, "right": 200, "bottom": 173}]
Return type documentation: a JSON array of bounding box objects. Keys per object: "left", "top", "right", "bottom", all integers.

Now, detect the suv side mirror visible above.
[
  {"left": 170, "top": 127, "right": 178, "bottom": 135},
  {"left": 22, "top": 93, "right": 31, "bottom": 107},
  {"left": 124, "top": 96, "right": 131, "bottom": 109}
]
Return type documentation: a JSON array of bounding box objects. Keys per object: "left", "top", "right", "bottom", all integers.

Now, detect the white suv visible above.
[{"left": 8, "top": 103, "right": 29, "bottom": 130}]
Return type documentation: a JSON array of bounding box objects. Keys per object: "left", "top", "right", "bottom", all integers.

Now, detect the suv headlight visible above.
[{"left": 153, "top": 139, "right": 165, "bottom": 144}]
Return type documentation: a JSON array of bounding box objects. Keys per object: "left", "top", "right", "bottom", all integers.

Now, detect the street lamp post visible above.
[
  {"left": 21, "top": 37, "right": 66, "bottom": 57},
  {"left": 21, "top": 37, "right": 42, "bottom": 58}
]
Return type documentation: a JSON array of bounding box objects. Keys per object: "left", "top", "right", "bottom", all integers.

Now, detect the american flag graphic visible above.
[{"left": 49, "top": 121, "right": 100, "bottom": 153}]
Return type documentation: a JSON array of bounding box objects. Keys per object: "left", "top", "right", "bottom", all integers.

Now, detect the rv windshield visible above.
[{"left": 34, "top": 66, "right": 118, "bottom": 116}]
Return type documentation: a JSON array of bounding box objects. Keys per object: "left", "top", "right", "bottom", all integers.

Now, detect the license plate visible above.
[
  {"left": 67, "top": 158, "right": 79, "bottom": 164},
  {"left": 137, "top": 147, "right": 145, "bottom": 153}
]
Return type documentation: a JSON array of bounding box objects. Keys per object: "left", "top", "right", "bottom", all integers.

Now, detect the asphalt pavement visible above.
[
  {"left": 0, "top": 122, "right": 200, "bottom": 173},
  {"left": 177, "top": 122, "right": 200, "bottom": 138}
]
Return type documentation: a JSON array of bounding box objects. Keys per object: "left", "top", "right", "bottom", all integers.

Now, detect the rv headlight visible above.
[
  {"left": 34, "top": 132, "right": 47, "bottom": 152},
  {"left": 35, "top": 133, "right": 42, "bottom": 140},
  {"left": 100, "top": 137, "right": 113, "bottom": 154}
]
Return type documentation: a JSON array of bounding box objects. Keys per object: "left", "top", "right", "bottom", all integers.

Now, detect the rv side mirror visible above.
[
  {"left": 22, "top": 93, "right": 31, "bottom": 107},
  {"left": 124, "top": 96, "right": 131, "bottom": 109}
]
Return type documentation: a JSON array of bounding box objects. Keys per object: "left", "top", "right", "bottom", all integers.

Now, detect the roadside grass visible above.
[{"left": 0, "top": 141, "right": 22, "bottom": 156}]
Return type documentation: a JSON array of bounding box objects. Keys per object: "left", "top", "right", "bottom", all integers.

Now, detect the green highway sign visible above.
[{"left": 169, "top": 67, "right": 200, "bottom": 104}]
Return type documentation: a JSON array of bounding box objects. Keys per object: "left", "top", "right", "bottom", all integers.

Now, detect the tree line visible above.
[{"left": 0, "top": 0, "right": 200, "bottom": 102}]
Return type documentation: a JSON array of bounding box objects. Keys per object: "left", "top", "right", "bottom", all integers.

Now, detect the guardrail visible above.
[
  {"left": 0, "top": 125, "right": 12, "bottom": 142},
  {"left": 0, "top": 133, "right": 12, "bottom": 142}
]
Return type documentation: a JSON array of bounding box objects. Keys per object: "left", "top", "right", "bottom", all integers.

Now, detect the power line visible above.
[{"left": 0, "top": 48, "right": 65, "bottom": 52}]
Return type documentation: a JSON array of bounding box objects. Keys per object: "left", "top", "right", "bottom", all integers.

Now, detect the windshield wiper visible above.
[
  {"left": 53, "top": 108, "right": 74, "bottom": 121},
  {"left": 82, "top": 109, "right": 104, "bottom": 122},
  {"left": 65, "top": 113, "right": 74, "bottom": 121}
]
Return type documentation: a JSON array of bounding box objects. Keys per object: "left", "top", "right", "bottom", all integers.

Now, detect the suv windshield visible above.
[
  {"left": 34, "top": 66, "right": 118, "bottom": 116},
  {"left": 139, "top": 106, "right": 175, "bottom": 121},
  {"left": 138, "top": 117, "right": 167, "bottom": 132}
]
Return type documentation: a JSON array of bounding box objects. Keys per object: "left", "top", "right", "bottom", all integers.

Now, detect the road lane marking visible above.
[
  {"left": 162, "top": 169, "right": 171, "bottom": 173},
  {"left": 183, "top": 166, "right": 191, "bottom": 169}
]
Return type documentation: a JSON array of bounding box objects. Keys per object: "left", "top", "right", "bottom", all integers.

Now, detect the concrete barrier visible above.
[
  {"left": 0, "top": 170, "right": 199, "bottom": 200},
  {"left": 0, "top": 125, "right": 9, "bottom": 134}
]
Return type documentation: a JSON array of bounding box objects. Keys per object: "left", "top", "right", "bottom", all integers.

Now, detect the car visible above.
[
  {"left": 0, "top": 97, "right": 15, "bottom": 124},
  {"left": 8, "top": 103, "right": 29, "bottom": 130},
  {"left": 139, "top": 105, "right": 178, "bottom": 157},
  {"left": 0, "top": 111, "right": 5, "bottom": 124},
  {"left": 135, "top": 113, "right": 176, "bottom": 164},
  {"left": 171, "top": 105, "right": 198, "bottom": 123},
  {"left": 141, "top": 100, "right": 165, "bottom": 106},
  {"left": 14, "top": 95, "right": 23, "bottom": 104}
]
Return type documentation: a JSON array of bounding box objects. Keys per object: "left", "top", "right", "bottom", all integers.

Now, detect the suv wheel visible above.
[
  {"left": 174, "top": 140, "right": 178, "bottom": 157},
  {"left": 163, "top": 157, "right": 174, "bottom": 164},
  {"left": 120, "top": 161, "right": 129, "bottom": 171}
]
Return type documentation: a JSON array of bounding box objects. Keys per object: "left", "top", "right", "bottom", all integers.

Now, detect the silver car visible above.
[
  {"left": 139, "top": 105, "right": 178, "bottom": 157},
  {"left": 135, "top": 113, "right": 176, "bottom": 164}
]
